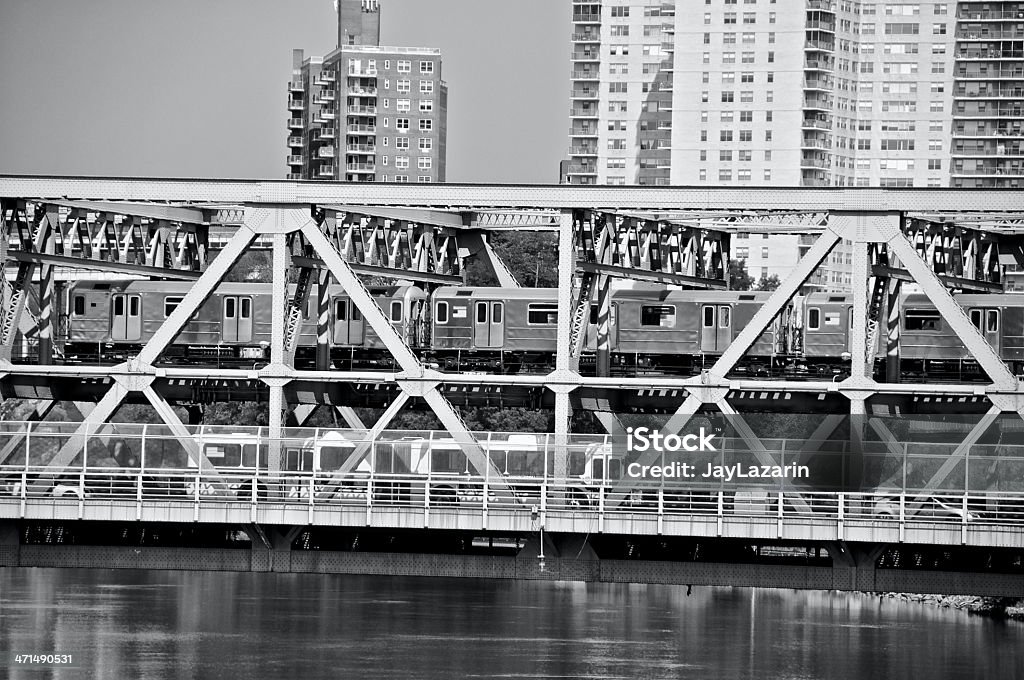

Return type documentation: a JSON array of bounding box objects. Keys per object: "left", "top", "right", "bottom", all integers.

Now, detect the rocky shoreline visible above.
[{"left": 879, "top": 593, "right": 1024, "bottom": 619}]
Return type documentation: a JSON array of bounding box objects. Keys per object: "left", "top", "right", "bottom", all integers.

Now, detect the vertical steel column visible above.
[
  {"left": 885, "top": 277, "right": 902, "bottom": 384},
  {"left": 849, "top": 241, "right": 870, "bottom": 384},
  {"left": 37, "top": 211, "right": 56, "bottom": 365},
  {"left": 553, "top": 210, "right": 576, "bottom": 486},
  {"left": 316, "top": 269, "right": 331, "bottom": 371},
  {"left": 268, "top": 233, "right": 289, "bottom": 471}
]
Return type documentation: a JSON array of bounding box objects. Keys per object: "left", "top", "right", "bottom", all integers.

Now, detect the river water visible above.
[{"left": 1, "top": 568, "right": 1021, "bottom": 679}]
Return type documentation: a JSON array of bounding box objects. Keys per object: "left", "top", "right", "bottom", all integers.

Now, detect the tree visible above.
[
  {"left": 466, "top": 232, "right": 558, "bottom": 287},
  {"left": 729, "top": 259, "right": 754, "bottom": 291},
  {"left": 754, "top": 273, "right": 781, "bottom": 291}
]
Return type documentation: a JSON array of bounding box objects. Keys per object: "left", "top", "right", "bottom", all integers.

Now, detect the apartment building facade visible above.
[
  {"left": 287, "top": 0, "right": 447, "bottom": 183},
  {"left": 569, "top": 0, "right": 1024, "bottom": 189}
]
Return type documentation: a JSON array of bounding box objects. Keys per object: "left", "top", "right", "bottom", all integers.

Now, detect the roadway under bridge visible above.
[{"left": 1, "top": 177, "right": 1024, "bottom": 594}]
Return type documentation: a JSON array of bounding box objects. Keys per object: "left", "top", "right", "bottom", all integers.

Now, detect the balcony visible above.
[
  {"left": 571, "top": 32, "right": 600, "bottom": 42},
  {"left": 314, "top": 70, "right": 336, "bottom": 85},
  {"left": 804, "top": 75, "right": 833, "bottom": 90},
  {"left": 955, "top": 66, "right": 1024, "bottom": 79},
  {"left": 569, "top": 145, "right": 598, "bottom": 156},
  {"left": 801, "top": 138, "right": 831, "bottom": 150},
  {"left": 347, "top": 66, "right": 378, "bottom": 77},
  {"left": 288, "top": 80, "right": 305, "bottom": 92},
  {"left": 804, "top": 57, "right": 833, "bottom": 70},
  {"left": 802, "top": 118, "right": 832, "bottom": 130},
  {"left": 347, "top": 163, "right": 376, "bottom": 172},
  {"left": 565, "top": 164, "right": 598, "bottom": 175},
  {"left": 347, "top": 144, "right": 376, "bottom": 154},
  {"left": 953, "top": 86, "right": 1024, "bottom": 99},
  {"left": 957, "top": 10, "right": 1024, "bottom": 21},
  {"left": 806, "top": 20, "right": 835, "bottom": 31},
  {"left": 957, "top": 29, "right": 1024, "bottom": 40},
  {"left": 347, "top": 124, "right": 377, "bottom": 134},
  {"left": 957, "top": 49, "right": 1024, "bottom": 60},
  {"left": 800, "top": 156, "right": 831, "bottom": 169},
  {"left": 954, "top": 125, "right": 1024, "bottom": 137},
  {"left": 288, "top": 98, "right": 304, "bottom": 111},
  {"left": 572, "top": 50, "right": 600, "bottom": 62},
  {"left": 572, "top": 12, "right": 601, "bottom": 23},
  {"left": 572, "top": 69, "right": 599, "bottom": 80},
  {"left": 571, "top": 88, "right": 599, "bottom": 99},
  {"left": 316, "top": 165, "right": 336, "bottom": 176},
  {"left": 348, "top": 85, "right": 378, "bottom": 96},
  {"left": 287, "top": 118, "right": 304, "bottom": 129},
  {"left": 570, "top": 106, "right": 599, "bottom": 118},
  {"left": 569, "top": 127, "right": 598, "bottom": 137},
  {"left": 318, "top": 146, "right": 336, "bottom": 158},
  {"left": 349, "top": 105, "right": 378, "bottom": 115},
  {"left": 953, "top": 105, "right": 1024, "bottom": 118},
  {"left": 804, "top": 39, "right": 834, "bottom": 51},
  {"left": 951, "top": 165, "right": 1024, "bottom": 176},
  {"left": 313, "top": 90, "right": 336, "bottom": 104},
  {"left": 287, "top": 136, "right": 304, "bottom": 147},
  {"left": 804, "top": 94, "right": 832, "bottom": 110},
  {"left": 286, "top": 155, "right": 303, "bottom": 166},
  {"left": 286, "top": 173, "right": 302, "bottom": 180},
  {"left": 315, "top": 127, "right": 336, "bottom": 141},
  {"left": 805, "top": 0, "right": 835, "bottom": 10}
]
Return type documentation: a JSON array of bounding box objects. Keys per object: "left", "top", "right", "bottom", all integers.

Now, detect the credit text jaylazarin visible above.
[{"left": 626, "top": 462, "right": 810, "bottom": 482}]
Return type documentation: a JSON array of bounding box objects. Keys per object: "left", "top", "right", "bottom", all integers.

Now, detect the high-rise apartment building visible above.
[
  {"left": 288, "top": 0, "right": 447, "bottom": 183},
  {"left": 568, "top": 0, "right": 1024, "bottom": 190}
]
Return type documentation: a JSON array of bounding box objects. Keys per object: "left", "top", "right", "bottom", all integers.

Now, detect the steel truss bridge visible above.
[{"left": 2, "top": 176, "right": 1024, "bottom": 594}]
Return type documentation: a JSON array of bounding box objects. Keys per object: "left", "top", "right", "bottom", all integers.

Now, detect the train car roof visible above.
[
  {"left": 902, "top": 292, "right": 1024, "bottom": 307},
  {"left": 70, "top": 280, "right": 417, "bottom": 296},
  {"left": 433, "top": 286, "right": 777, "bottom": 303}
]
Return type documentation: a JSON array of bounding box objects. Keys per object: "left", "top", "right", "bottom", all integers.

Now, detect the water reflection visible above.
[{"left": 0, "top": 569, "right": 1021, "bottom": 679}]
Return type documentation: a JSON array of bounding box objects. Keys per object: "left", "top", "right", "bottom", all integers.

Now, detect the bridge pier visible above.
[
  {"left": 0, "top": 519, "right": 19, "bottom": 567},
  {"left": 830, "top": 541, "right": 887, "bottom": 592},
  {"left": 245, "top": 525, "right": 302, "bottom": 573}
]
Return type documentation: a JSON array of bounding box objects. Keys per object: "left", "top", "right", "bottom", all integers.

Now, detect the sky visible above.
[{"left": 0, "top": 0, "right": 570, "bottom": 183}]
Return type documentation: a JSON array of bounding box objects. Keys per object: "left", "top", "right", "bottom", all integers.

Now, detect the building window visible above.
[
  {"left": 419, "top": 61, "right": 434, "bottom": 74},
  {"left": 396, "top": 137, "right": 410, "bottom": 149},
  {"left": 395, "top": 156, "right": 410, "bottom": 169},
  {"left": 396, "top": 118, "right": 410, "bottom": 131},
  {"left": 720, "top": 150, "right": 733, "bottom": 161},
  {"left": 419, "top": 138, "right": 432, "bottom": 151},
  {"left": 719, "top": 169, "right": 733, "bottom": 181},
  {"left": 419, "top": 119, "right": 432, "bottom": 131},
  {"left": 397, "top": 79, "right": 411, "bottom": 93},
  {"left": 394, "top": 175, "right": 409, "bottom": 182},
  {"left": 397, "top": 60, "right": 411, "bottom": 73},
  {"left": 418, "top": 175, "right": 431, "bottom": 183},
  {"left": 419, "top": 100, "right": 433, "bottom": 112},
  {"left": 418, "top": 157, "right": 432, "bottom": 170},
  {"left": 397, "top": 99, "right": 411, "bottom": 112},
  {"left": 720, "top": 130, "right": 733, "bottom": 142}
]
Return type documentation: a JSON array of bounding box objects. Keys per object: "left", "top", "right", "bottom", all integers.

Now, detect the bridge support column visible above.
[
  {"left": 830, "top": 541, "right": 886, "bottom": 592},
  {"left": 0, "top": 520, "right": 19, "bottom": 567},
  {"left": 246, "top": 525, "right": 302, "bottom": 573}
]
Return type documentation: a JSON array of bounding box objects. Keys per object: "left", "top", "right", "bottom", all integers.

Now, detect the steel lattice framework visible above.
[{"left": 5, "top": 177, "right": 1024, "bottom": 497}]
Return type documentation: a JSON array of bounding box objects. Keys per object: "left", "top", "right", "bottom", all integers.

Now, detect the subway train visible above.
[{"left": 59, "top": 280, "right": 1024, "bottom": 380}]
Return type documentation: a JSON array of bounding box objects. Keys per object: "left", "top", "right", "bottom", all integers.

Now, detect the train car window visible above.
[
  {"left": 129, "top": 296, "right": 140, "bottom": 317},
  {"left": 113, "top": 296, "right": 125, "bottom": 316},
  {"left": 435, "top": 301, "right": 449, "bottom": 324},
  {"left": 987, "top": 310, "right": 999, "bottom": 333},
  {"left": 702, "top": 306, "right": 715, "bottom": 327},
  {"left": 905, "top": 310, "right": 941, "bottom": 331},
  {"left": 391, "top": 301, "right": 403, "bottom": 322},
  {"left": 352, "top": 306, "right": 361, "bottom": 321},
  {"left": 641, "top": 305, "right": 676, "bottom": 328},
  {"left": 807, "top": 308, "right": 820, "bottom": 330},
  {"left": 590, "top": 304, "right": 598, "bottom": 324},
  {"left": 719, "top": 306, "right": 730, "bottom": 328},
  {"left": 969, "top": 309, "right": 983, "bottom": 329},
  {"left": 527, "top": 303, "right": 559, "bottom": 325},
  {"left": 241, "top": 445, "right": 257, "bottom": 468},
  {"left": 476, "top": 302, "right": 487, "bottom": 323},
  {"left": 73, "top": 295, "right": 85, "bottom": 315},
  {"left": 319, "top": 447, "right": 348, "bottom": 471},
  {"left": 240, "top": 298, "right": 252, "bottom": 319},
  {"left": 335, "top": 300, "right": 347, "bottom": 321},
  {"left": 225, "top": 297, "right": 236, "bottom": 318},
  {"left": 607, "top": 459, "right": 623, "bottom": 481},
  {"left": 204, "top": 444, "right": 241, "bottom": 467},
  {"left": 285, "top": 448, "right": 303, "bottom": 471},
  {"left": 164, "top": 296, "right": 183, "bottom": 317},
  {"left": 492, "top": 302, "right": 503, "bottom": 323}
]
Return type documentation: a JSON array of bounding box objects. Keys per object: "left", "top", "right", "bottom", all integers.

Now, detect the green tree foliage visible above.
[
  {"left": 465, "top": 232, "right": 558, "bottom": 287},
  {"left": 754, "top": 273, "right": 781, "bottom": 291},
  {"left": 223, "top": 252, "right": 272, "bottom": 283},
  {"left": 729, "top": 259, "right": 754, "bottom": 291}
]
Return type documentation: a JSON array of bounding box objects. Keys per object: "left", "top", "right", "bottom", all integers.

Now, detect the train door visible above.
[
  {"left": 586, "top": 302, "right": 618, "bottom": 349},
  {"left": 473, "top": 300, "right": 504, "bottom": 348},
  {"left": 700, "top": 305, "right": 732, "bottom": 352},
  {"left": 969, "top": 307, "right": 1001, "bottom": 353},
  {"left": 332, "top": 299, "right": 364, "bottom": 345},
  {"left": 110, "top": 294, "right": 142, "bottom": 341},
  {"left": 222, "top": 296, "right": 253, "bottom": 343},
  {"left": 409, "top": 298, "right": 427, "bottom": 346}
]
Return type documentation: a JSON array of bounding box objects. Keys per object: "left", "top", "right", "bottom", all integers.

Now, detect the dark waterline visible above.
[{"left": 1, "top": 568, "right": 1022, "bottom": 680}]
